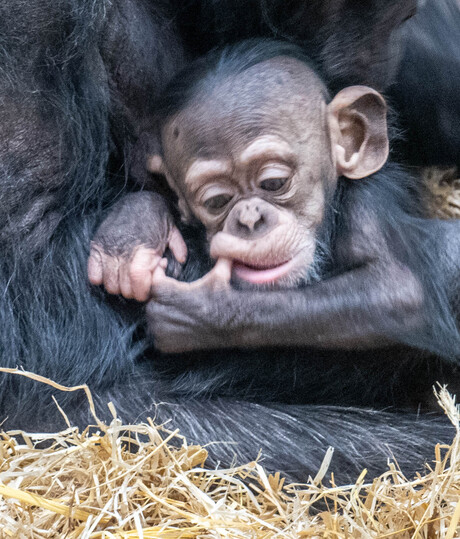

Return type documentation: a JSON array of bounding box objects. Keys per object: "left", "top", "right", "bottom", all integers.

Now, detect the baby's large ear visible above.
[{"left": 328, "top": 86, "right": 389, "bottom": 179}]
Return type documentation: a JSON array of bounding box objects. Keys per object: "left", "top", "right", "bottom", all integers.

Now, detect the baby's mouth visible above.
[{"left": 232, "top": 258, "right": 295, "bottom": 284}]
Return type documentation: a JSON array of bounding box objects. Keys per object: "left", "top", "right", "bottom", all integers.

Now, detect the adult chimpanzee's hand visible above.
[
  {"left": 88, "top": 192, "right": 187, "bottom": 301},
  {"left": 147, "top": 258, "right": 233, "bottom": 353}
]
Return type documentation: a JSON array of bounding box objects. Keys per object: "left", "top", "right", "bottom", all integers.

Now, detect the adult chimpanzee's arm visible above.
[
  {"left": 390, "top": 0, "right": 460, "bottom": 168},
  {"left": 0, "top": 1, "right": 111, "bottom": 255},
  {"left": 147, "top": 218, "right": 460, "bottom": 358}
]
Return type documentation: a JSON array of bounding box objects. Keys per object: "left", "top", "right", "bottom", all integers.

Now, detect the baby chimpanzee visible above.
[
  {"left": 89, "top": 40, "right": 459, "bottom": 361},
  {"left": 89, "top": 42, "right": 390, "bottom": 297}
]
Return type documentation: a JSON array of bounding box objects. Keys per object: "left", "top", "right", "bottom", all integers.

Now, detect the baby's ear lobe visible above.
[
  {"left": 146, "top": 154, "right": 165, "bottom": 175},
  {"left": 328, "top": 86, "right": 389, "bottom": 179}
]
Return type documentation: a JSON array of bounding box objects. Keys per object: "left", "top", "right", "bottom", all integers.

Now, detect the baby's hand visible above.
[{"left": 88, "top": 192, "right": 187, "bottom": 301}]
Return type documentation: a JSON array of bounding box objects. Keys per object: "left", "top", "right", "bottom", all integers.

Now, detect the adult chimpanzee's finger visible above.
[
  {"left": 151, "top": 264, "right": 174, "bottom": 290},
  {"left": 129, "top": 248, "right": 162, "bottom": 302},
  {"left": 87, "top": 244, "right": 104, "bottom": 285},
  {"left": 168, "top": 226, "right": 188, "bottom": 264}
]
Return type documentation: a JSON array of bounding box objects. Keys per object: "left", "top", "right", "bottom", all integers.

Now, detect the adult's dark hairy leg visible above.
[{"left": 0, "top": 0, "right": 182, "bottom": 415}]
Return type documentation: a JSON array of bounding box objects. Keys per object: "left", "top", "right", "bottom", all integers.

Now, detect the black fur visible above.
[
  {"left": 0, "top": 0, "right": 459, "bottom": 485},
  {"left": 390, "top": 0, "right": 460, "bottom": 167},
  {"left": 174, "top": 0, "right": 417, "bottom": 91}
]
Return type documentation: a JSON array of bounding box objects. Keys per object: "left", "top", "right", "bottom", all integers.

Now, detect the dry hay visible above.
[
  {"left": 0, "top": 371, "right": 459, "bottom": 538},
  {"left": 422, "top": 167, "right": 460, "bottom": 219}
]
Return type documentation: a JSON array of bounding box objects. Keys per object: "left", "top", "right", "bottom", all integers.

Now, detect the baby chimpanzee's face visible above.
[{"left": 156, "top": 57, "right": 388, "bottom": 287}]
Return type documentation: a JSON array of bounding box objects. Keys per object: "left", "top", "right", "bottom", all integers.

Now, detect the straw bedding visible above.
[
  {"left": 0, "top": 169, "right": 459, "bottom": 538},
  {"left": 1, "top": 376, "right": 460, "bottom": 537}
]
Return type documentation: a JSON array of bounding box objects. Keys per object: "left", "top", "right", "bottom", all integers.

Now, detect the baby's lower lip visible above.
[{"left": 232, "top": 259, "right": 294, "bottom": 284}]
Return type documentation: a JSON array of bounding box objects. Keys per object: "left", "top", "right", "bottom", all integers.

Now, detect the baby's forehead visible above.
[
  {"left": 161, "top": 57, "right": 328, "bottom": 169},
  {"left": 168, "top": 57, "right": 325, "bottom": 123}
]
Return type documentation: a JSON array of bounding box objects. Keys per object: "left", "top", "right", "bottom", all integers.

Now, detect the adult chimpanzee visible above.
[
  {"left": 390, "top": 0, "right": 460, "bottom": 168},
  {"left": 0, "top": 1, "right": 459, "bottom": 483},
  {"left": 87, "top": 41, "right": 460, "bottom": 480}
]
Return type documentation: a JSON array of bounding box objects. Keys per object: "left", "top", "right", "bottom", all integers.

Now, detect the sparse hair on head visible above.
[{"left": 157, "top": 39, "right": 330, "bottom": 122}]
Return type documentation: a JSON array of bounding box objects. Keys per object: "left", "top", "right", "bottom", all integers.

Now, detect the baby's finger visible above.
[
  {"left": 119, "top": 261, "right": 134, "bottom": 299},
  {"left": 103, "top": 255, "right": 122, "bottom": 295},
  {"left": 88, "top": 245, "right": 104, "bottom": 285},
  {"left": 130, "top": 248, "right": 161, "bottom": 302}
]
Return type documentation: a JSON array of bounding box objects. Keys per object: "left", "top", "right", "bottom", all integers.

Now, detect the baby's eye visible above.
[
  {"left": 203, "top": 193, "right": 233, "bottom": 211},
  {"left": 260, "top": 177, "right": 288, "bottom": 191},
  {"left": 258, "top": 163, "right": 291, "bottom": 192}
]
